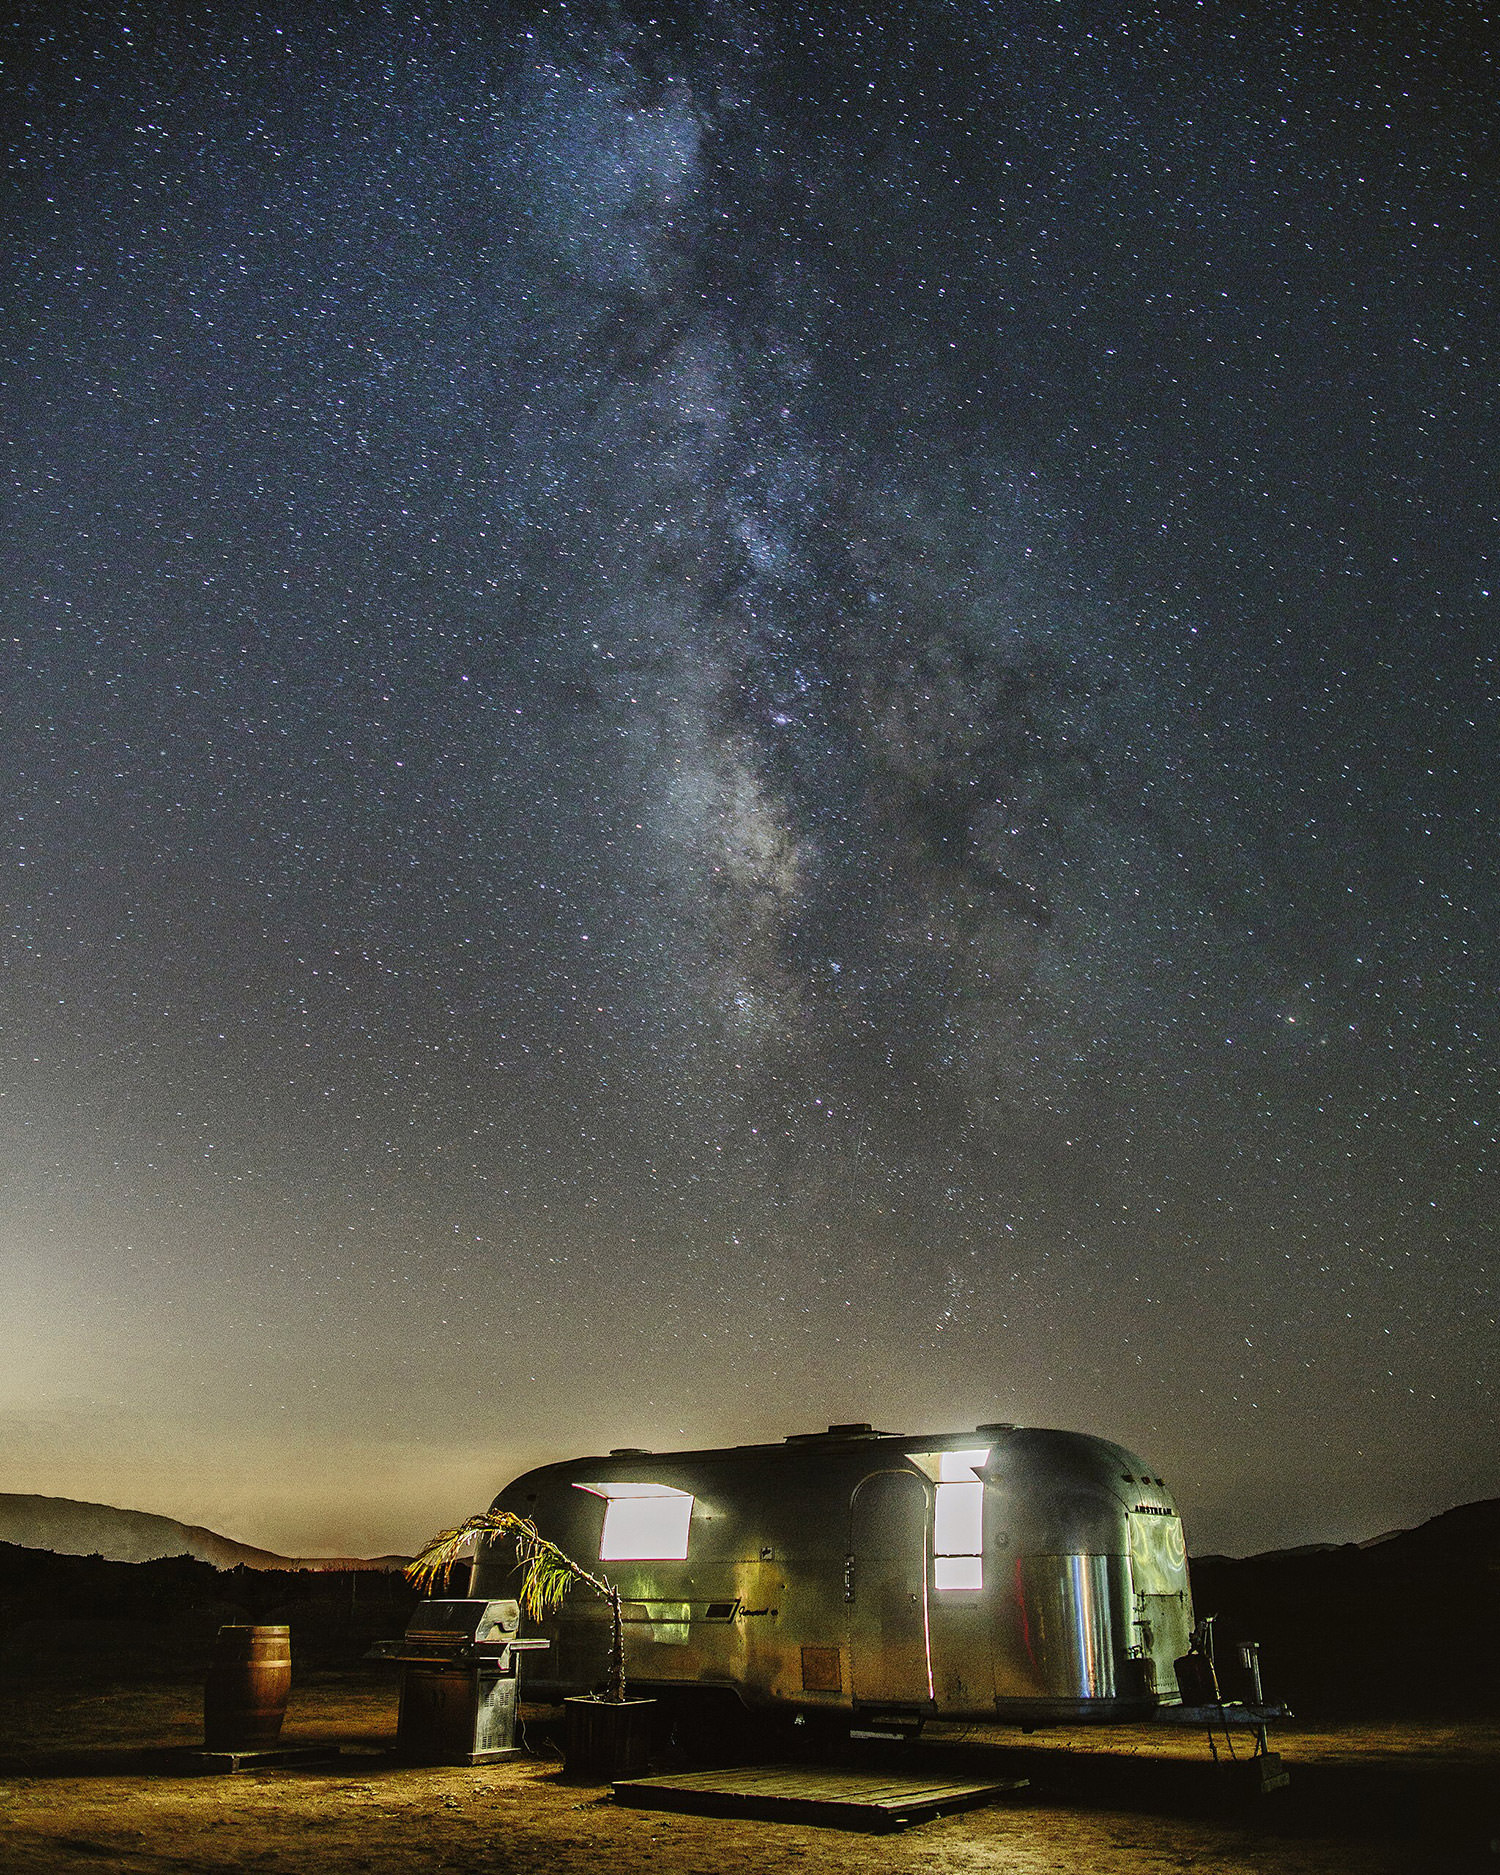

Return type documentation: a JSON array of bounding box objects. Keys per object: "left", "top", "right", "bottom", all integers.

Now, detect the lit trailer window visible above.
[
  {"left": 574, "top": 1481, "right": 694, "bottom": 1561},
  {"left": 914, "top": 1447, "right": 989, "bottom": 1589}
]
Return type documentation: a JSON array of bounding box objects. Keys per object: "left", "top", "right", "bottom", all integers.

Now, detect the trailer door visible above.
[{"left": 847, "top": 1470, "right": 933, "bottom": 1708}]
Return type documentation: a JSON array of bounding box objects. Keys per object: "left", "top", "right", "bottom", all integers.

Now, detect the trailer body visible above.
[{"left": 470, "top": 1422, "right": 1193, "bottom": 1725}]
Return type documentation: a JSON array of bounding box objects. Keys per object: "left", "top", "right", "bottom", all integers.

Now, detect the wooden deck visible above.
[{"left": 612, "top": 1762, "right": 1029, "bottom": 1831}]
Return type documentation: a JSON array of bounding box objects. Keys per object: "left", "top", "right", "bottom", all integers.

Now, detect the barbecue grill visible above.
[{"left": 381, "top": 1598, "right": 549, "bottom": 1764}]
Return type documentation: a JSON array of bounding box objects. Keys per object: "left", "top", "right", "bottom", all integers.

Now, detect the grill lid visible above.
[{"left": 402, "top": 1598, "right": 521, "bottom": 1649}]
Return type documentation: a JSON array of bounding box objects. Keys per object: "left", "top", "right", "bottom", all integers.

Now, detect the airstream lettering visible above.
[{"left": 470, "top": 1422, "right": 1195, "bottom": 1726}]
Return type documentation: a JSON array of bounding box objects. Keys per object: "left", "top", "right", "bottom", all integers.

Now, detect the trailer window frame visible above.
[
  {"left": 928, "top": 1449, "right": 989, "bottom": 1592},
  {"left": 573, "top": 1481, "right": 695, "bottom": 1561}
]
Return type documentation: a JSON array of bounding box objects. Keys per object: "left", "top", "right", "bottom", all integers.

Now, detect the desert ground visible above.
[{"left": 1, "top": 1671, "right": 1496, "bottom": 1875}]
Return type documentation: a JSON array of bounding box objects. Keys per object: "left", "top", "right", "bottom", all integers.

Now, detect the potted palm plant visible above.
[{"left": 407, "top": 1510, "right": 654, "bottom": 1778}]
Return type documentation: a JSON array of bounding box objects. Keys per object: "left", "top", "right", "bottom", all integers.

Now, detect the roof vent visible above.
[
  {"left": 609, "top": 1446, "right": 652, "bottom": 1456},
  {"left": 974, "top": 1422, "right": 1017, "bottom": 1434},
  {"left": 785, "top": 1422, "right": 882, "bottom": 1443}
]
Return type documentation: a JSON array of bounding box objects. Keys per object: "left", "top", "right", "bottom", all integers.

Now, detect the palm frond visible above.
[
  {"left": 407, "top": 1509, "right": 606, "bottom": 1606},
  {"left": 405, "top": 1512, "right": 510, "bottom": 1593},
  {"left": 516, "top": 1546, "right": 577, "bottom": 1621},
  {"left": 406, "top": 1505, "right": 628, "bottom": 1701}
]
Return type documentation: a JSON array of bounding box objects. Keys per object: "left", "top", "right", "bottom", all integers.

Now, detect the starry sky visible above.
[{"left": 2, "top": 1, "right": 1494, "bottom": 1561}]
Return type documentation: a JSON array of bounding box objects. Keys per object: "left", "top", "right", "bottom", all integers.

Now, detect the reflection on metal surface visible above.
[
  {"left": 1126, "top": 1506, "right": 1193, "bottom": 1688},
  {"left": 474, "top": 1422, "right": 1194, "bottom": 1725},
  {"left": 1128, "top": 1509, "right": 1188, "bottom": 1594},
  {"left": 1071, "top": 1553, "right": 1107, "bottom": 1697},
  {"left": 621, "top": 1600, "right": 692, "bottom": 1644},
  {"left": 848, "top": 1469, "right": 934, "bottom": 1707},
  {"left": 1007, "top": 1553, "right": 1125, "bottom": 1699}
]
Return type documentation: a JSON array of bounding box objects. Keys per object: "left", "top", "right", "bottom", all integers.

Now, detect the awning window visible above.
[{"left": 573, "top": 1482, "right": 694, "bottom": 1561}]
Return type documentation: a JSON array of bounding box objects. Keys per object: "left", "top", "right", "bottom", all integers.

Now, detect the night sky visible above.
[{"left": 2, "top": 1, "right": 1494, "bottom": 1561}]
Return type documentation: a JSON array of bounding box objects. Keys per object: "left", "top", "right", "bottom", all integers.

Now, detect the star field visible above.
[{"left": 1, "top": 0, "right": 1494, "bottom": 1558}]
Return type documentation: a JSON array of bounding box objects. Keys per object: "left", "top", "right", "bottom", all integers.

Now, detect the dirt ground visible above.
[{"left": 0, "top": 1671, "right": 1495, "bottom": 1875}]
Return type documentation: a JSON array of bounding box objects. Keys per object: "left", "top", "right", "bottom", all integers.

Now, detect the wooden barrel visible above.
[{"left": 203, "top": 1625, "right": 292, "bottom": 1750}]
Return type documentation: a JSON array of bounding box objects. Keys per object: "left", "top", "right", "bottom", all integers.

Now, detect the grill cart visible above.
[{"left": 377, "top": 1598, "right": 549, "bottom": 1764}]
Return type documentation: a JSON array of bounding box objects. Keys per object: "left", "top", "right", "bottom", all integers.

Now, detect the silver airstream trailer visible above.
[{"left": 469, "top": 1421, "right": 1194, "bottom": 1727}]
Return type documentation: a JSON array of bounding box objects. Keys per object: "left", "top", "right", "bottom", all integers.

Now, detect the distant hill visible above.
[
  {"left": 1190, "top": 1496, "right": 1500, "bottom": 1716},
  {"left": 0, "top": 1495, "right": 408, "bottom": 1572}
]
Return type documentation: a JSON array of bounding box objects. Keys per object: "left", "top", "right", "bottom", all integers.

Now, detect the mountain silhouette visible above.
[{"left": 0, "top": 1494, "right": 406, "bottom": 1570}]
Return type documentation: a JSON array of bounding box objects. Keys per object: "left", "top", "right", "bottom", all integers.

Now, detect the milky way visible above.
[{"left": 2, "top": 2, "right": 1494, "bottom": 1556}]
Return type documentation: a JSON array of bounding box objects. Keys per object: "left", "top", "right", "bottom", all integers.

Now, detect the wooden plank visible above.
[
  {"left": 627, "top": 1768, "right": 997, "bottom": 1797},
  {"left": 613, "top": 1763, "right": 1028, "bottom": 1832},
  {"left": 175, "top": 1745, "right": 341, "bottom": 1775}
]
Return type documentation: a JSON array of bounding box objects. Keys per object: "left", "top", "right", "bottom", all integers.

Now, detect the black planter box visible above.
[{"left": 563, "top": 1695, "right": 655, "bottom": 1779}]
